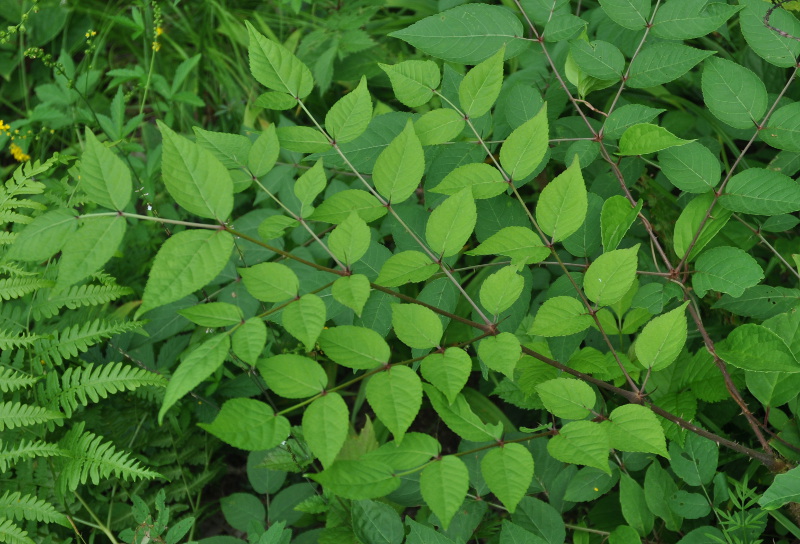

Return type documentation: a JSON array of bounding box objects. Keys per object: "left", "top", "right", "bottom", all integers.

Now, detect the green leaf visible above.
[
  {"left": 392, "top": 304, "right": 443, "bottom": 349},
  {"left": 309, "top": 459, "right": 400, "bottom": 499},
  {"left": 669, "top": 491, "right": 710, "bottom": 519},
  {"left": 598, "top": 0, "right": 651, "bottom": 29},
  {"left": 740, "top": 0, "right": 800, "bottom": 68},
  {"left": 56, "top": 216, "right": 126, "bottom": 290},
  {"left": 618, "top": 124, "right": 692, "bottom": 156},
  {"left": 332, "top": 274, "right": 371, "bottom": 317},
  {"left": 6, "top": 208, "right": 78, "bottom": 262},
  {"left": 644, "top": 463, "right": 682, "bottom": 531},
  {"left": 584, "top": 245, "right": 639, "bottom": 307},
  {"left": 702, "top": 57, "right": 767, "bottom": 129},
  {"left": 248, "top": 125, "right": 280, "bottom": 178},
  {"left": 364, "top": 433, "right": 441, "bottom": 471},
  {"left": 389, "top": 4, "right": 527, "bottom": 64},
  {"left": 635, "top": 302, "right": 688, "bottom": 371},
  {"left": 421, "top": 347, "right": 472, "bottom": 405},
  {"left": 601, "top": 196, "right": 643, "bottom": 251},
  {"left": 193, "top": 127, "right": 251, "bottom": 169},
  {"left": 328, "top": 212, "right": 370, "bottom": 266},
  {"left": 366, "top": 366, "right": 422, "bottom": 444},
  {"left": 352, "top": 500, "right": 404, "bottom": 544},
  {"left": 759, "top": 465, "right": 800, "bottom": 510},
  {"left": 659, "top": 141, "right": 721, "bottom": 193},
  {"left": 257, "top": 354, "right": 327, "bottom": 398},
  {"left": 318, "top": 326, "right": 390, "bottom": 369},
  {"left": 373, "top": 120, "right": 424, "bottom": 204},
  {"left": 81, "top": 129, "right": 132, "bottom": 210},
  {"left": 258, "top": 214, "right": 298, "bottom": 240},
  {"left": 239, "top": 262, "right": 299, "bottom": 302},
  {"left": 570, "top": 40, "right": 624, "bottom": 80},
  {"left": 426, "top": 188, "right": 477, "bottom": 258},
  {"left": 139, "top": 230, "right": 234, "bottom": 316},
  {"left": 294, "top": 159, "right": 327, "bottom": 217},
  {"left": 481, "top": 444, "right": 534, "bottom": 513},
  {"left": 326, "top": 76, "right": 372, "bottom": 144},
  {"left": 420, "top": 455, "right": 469, "bottom": 530},
  {"left": 536, "top": 378, "right": 596, "bottom": 420},
  {"left": 424, "top": 384, "right": 503, "bottom": 441},
  {"left": 762, "top": 103, "right": 800, "bottom": 152},
  {"left": 406, "top": 518, "right": 458, "bottom": 544},
  {"left": 480, "top": 266, "right": 524, "bottom": 316},
  {"left": 379, "top": 60, "right": 441, "bottom": 108},
  {"left": 693, "top": 246, "right": 764, "bottom": 298},
  {"left": 547, "top": 420, "right": 610, "bottom": 473},
  {"left": 375, "top": 250, "right": 438, "bottom": 287},
  {"left": 619, "top": 473, "right": 654, "bottom": 536},
  {"left": 232, "top": 318, "right": 266, "bottom": 366},
  {"left": 220, "top": 493, "right": 265, "bottom": 532},
  {"left": 500, "top": 104, "right": 549, "bottom": 182},
  {"left": 477, "top": 333, "right": 521, "bottom": 379},
  {"left": 158, "top": 120, "right": 233, "bottom": 221},
  {"left": 414, "top": 108, "right": 466, "bottom": 145},
  {"left": 275, "top": 126, "right": 330, "bottom": 153},
  {"left": 535, "top": 157, "right": 587, "bottom": 242},
  {"left": 310, "top": 189, "right": 388, "bottom": 224},
  {"left": 179, "top": 302, "right": 243, "bottom": 327},
  {"left": 467, "top": 226, "right": 550, "bottom": 266},
  {"left": 431, "top": 163, "right": 507, "bottom": 200},
  {"left": 198, "top": 398, "right": 290, "bottom": 451},
  {"left": 719, "top": 168, "right": 800, "bottom": 215},
  {"left": 668, "top": 433, "right": 718, "bottom": 486},
  {"left": 652, "top": 0, "right": 741, "bottom": 40},
  {"left": 303, "top": 392, "right": 349, "bottom": 467},
  {"left": 627, "top": 44, "right": 714, "bottom": 89},
  {"left": 159, "top": 334, "right": 230, "bottom": 423},
  {"left": 531, "top": 296, "right": 594, "bottom": 337},
  {"left": 718, "top": 323, "right": 800, "bottom": 372},
  {"left": 564, "top": 467, "right": 620, "bottom": 502},
  {"left": 459, "top": 46, "right": 504, "bottom": 119},
  {"left": 254, "top": 91, "right": 297, "bottom": 110},
  {"left": 246, "top": 21, "right": 313, "bottom": 99},
  {"left": 673, "top": 192, "right": 732, "bottom": 261},
  {"left": 608, "top": 404, "right": 669, "bottom": 457},
  {"left": 282, "top": 294, "right": 326, "bottom": 352},
  {"left": 603, "top": 104, "right": 666, "bottom": 140}
]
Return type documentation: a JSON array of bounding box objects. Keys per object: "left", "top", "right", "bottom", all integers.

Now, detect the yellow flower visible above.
[
  {"left": 155, "top": 26, "right": 164, "bottom": 36},
  {"left": 152, "top": 41, "right": 161, "bottom": 52},
  {"left": 85, "top": 30, "right": 96, "bottom": 39},
  {"left": 9, "top": 143, "right": 30, "bottom": 162},
  {"left": 0, "top": 120, "right": 9, "bottom": 132}
]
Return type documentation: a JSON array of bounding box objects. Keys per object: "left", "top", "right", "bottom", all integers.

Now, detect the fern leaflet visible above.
[
  {"left": 0, "top": 277, "right": 54, "bottom": 302},
  {"left": 31, "top": 283, "right": 134, "bottom": 320},
  {"left": 0, "top": 331, "right": 45, "bottom": 351},
  {"left": 38, "top": 319, "right": 144, "bottom": 364},
  {"left": 0, "top": 517, "right": 34, "bottom": 544},
  {"left": 0, "top": 402, "right": 64, "bottom": 431},
  {"left": 0, "top": 367, "right": 38, "bottom": 393},
  {"left": 0, "top": 438, "right": 67, "bottom": 472},
  {"left": 0, "top": 491, "right": 69, "bottom": 528}
]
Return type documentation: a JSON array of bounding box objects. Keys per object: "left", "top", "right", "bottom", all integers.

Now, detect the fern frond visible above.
[
  {"left": 0, "top": 491, "right": 69, "bottom": 528},
  {"left": 0, "top": 402, "right": 64, "bottom": 431},
  {"left": 0, "top": 517, "right": 35, "bottom": 544},
  {"left": 53, "top": 362, "right": 167, "bottom": 417},
  {"left": 0, "top": 367, "right": 38, "bottom": 393},
  {"left": 0, "top": 264, "right": 38, "bottom": 277},
  {"left": 0, "top": 331, "right": 45, "bottom": 351},
  {"left": 0, "top": 212, "right": 32, "bottom": 224},
  {"left": 0, "top": 232, "right": 16, "bottom": 246},
  {"left": 31, "top": 283, "right": 134, "bottom": 320},
  {"left": 0, "top": 438, "right": 68, "bottom": 472},
  {"left": 0, "top": 277, "right": 54, "bottom": 302},
  {"left": 38, "top": 319, "right": 144, "bottom": 365},
  {"left": 0, "top": 199, "right": 45, "bottom": 212},
  {"left": 57, "top": 423, "right": 161, "bottom": 495}
]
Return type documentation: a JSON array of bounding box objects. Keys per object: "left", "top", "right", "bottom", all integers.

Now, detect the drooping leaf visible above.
[
  {"left": 635, "top": 302, "right": 688, "bottom": 371},
  {"left": 672, "top": 192, "right": 732, "bottom": 261},
  {"left": 375, "top": 250, "right": 438, "bottom": 287},
  {"left": 424, "top": 384, "right": 503, "bottom": 442},
  {"left": 328, "top": 212, "right": 371, "bottom": 266},
  {"left": 601, "top": 196, "right": 643, "bottom": 252},
  {"left": 6, "top": 208, "right": 78, "bottom": 262},
  {"left": 619, "top": 473, "right": 654, "bottom": 536},
  {"left": 431, "top": 163, "right": 507, "bottom": 200},
  {"left": 652, "top": 0, "right": 741, "bottom": 40},
  {"left": 480, "top": 266, "right": 524, "bottom": 316},
  {"left": 740, "top": 0, "right": 800, "bottom": 68},
  {"left": 257, "top": 354, "right": 328, "bottom": 399},
  {"left": 607, "top": 404, "right": 669, "bottom": 457},
  {"left": 532, "top": 296, "right": 594, "bottom": 337},
  {"left": 379, "top": 60, "right": 441, "bottom": 108},
  {"left": 420, "top": 455, "right": 469, "bottom": 530},
  {"left": 199, "top": 398, "right": 290, "bottom": 451},
  {"left": 426, "top": 188, "right": 477, "bottom": 258},
  {"left": 392, "top": 304, "right": 443, "bottom": 349},
  {"left": 536, "top": 378, "right": 596, "bottom": 420},
  {"left": 366, "top": 366, "right": 422, "bottom": 444},
  {"left": 500, "top": 103, "right": 549, "bottom": 183},
  {"left": 719, "top": 168, "right": 800, "bottom": 215},
  {"left": 373, "top": 120, "right": 425, "bottom": 204},
  {"left": 246, "top": 21, "right": 313, "bottom": 99},
  {"left": 309, "top": 459, "right": 400, "bottom": 499},
  {"left": 326, "top": 76, "right": 372, "bottom": 144},
  {"left": 467, "top": 226, "right": 550, "bottom": 266},
  {"left": 414, "top": 108, "right": 466, "bottom": 145},
  {"left": 668, "top": 433, "right": 718, "bottom": 486},
  {"left": 318, "top": 326, "right": 390, "bottom": 369},
  {"left": 248, "top": 124, "right": 280, "bottom": 178},
  {"left": 583, "top": 245, "right": 639, "bottom": 307},
  {"left": 477, "top": 333, "right": 521, "bottom": 379},
  {"left": 693, "top": 246, "right": 764, "bottom": 298},
  {"left": 535, "top": 157, "right": 587, "bottom": 242},
  {"left": 659, "top": 141, "right": 721, "bottom": 193},
  {"left": 352, "top": 500, "right": 404, "bottom": 544},
  {"left": 282, "top": 293, "right": 327, "bottom": 352},
  {"left": 239, "top": 262, "right": 299, "bottom": 303},
  {"left": 481, "top": 444, "right": 534, "bottom": 513},
  {"left": 702, "top": 57, "right": 767, "bottom": 129},
  {"left": 421, "top": 348, "right": 472, "bottom": 405},
  {"left": 570, "top": 40, "right": 624, "bottom": 80},
  {"left": 627, "top": 44, "right": 714, "bottom": 89},
  {"left": 179, "top": 302, "right": 243, "bottom": 327},
  {"left": 459, "top": 46, "right": 505, "bottom": 119},
  {"left": 547, "top": 420, "right": 610, "bottom": 473},
  {"left": 56, "top": 216, "right": 126, "bottom": 290},
  {"left": 80, "top": 129, "right": 132, "bottom": 210},
  {"left": 232, "top": 318, "right": 266, "bottom": 366},
  {"left": 759, "top": 465, "right": 800, "bottom": 510},
  {"left": 762, "top": 102, "right": 800, "bottom": 152},
  {"left": 332, "top": 274, "right": 371, "bottom": 316},
  {"left": 618, "top": 124, "right": 692, "bottom": 156},
  {"left": 598, "top": 0, "right": 651, "bottom": 29},
  {"left": 303, "top": 392, "right": 349, "bottom": 467},
  {"left": 310, "top": 189, "right": 388, "bottom": 224}
]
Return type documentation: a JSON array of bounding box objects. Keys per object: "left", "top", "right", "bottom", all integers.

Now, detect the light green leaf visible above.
[
  {"left": 318, "top": 326, "right": 390, "bottom": 369},
  {"left": 258, "top": 214, "right": 298, "bottom": 240},
  {"left": 198, "top": 398, "right": 290, "bottom": 451},
  {"left": 535, "top": 157, "right": 587, "bottom": 242},
  {"left": 481, "top": 444, "right": 534, "bottom": 513},
  {"left": 608, "top": 404, "right": 669, "bottom": 458},
  {"left": 584, "top": 245, "right": 639, "bottom": 307},
  {"left": 179, "top": 302, "right": 243, "bottom": 327},
  {"left": 275, "top": 126, "right": 330, "bottom": 153},
  {"left": 6, "top": 208, "right": 78, "bottom": 262},
  {"left": 232, "top": 318, "right": 266, "bottom": 366},
  {"left": 500, "top": 104, "right": 549, "bottom": 182},
  {"left": 392, "top": 304, "right": 443, "bottom": 349},
  {"left": 158, "top": 120, "right": 233, "bottom": 221},
  {"left": 627, "top": 44, "right": 714, "bottom": 89},
  {"left": 366, "top": 366, "right": 422, "bottom": 444},
  {"left": 673, "top": 192, "right": 731, "bottom": 261},
  {"left": 659, "top": 141, "right": 721, "bottom": 193},
  {"left": 239, "top": 262, "right": 299, "bottom": 303},
  {"left": 56, "top": 216, "right": 126, "bottom": 290},
  {"left": 532, "top": 296, "right": 594, "bottom": 337},
  {"left": 635, "top": 302, "right": 688, "bottom": 371},
  {"left": 424, "top": 384, "right": 502, "bottom": 442},
  {"left": 389, "top": 4, "right": 527, "bottom": 64},
  {"left": 601, "top": 196, "right": 642, "bottom": 252},
  {"left": 702, "top": 57, "right": 767, "bottom": 129},
  {"left": 364, "top": 433, "right": 440, "bottom": 472},
  {"left": 159, "top": 334, "right": 230, "bottom": 423},
  {"left": 248, "top": 124, "right": 280, "bottom": 178},
  {"left": 326, "top": 76, "right": 372, "bottom": 145},
  {"left": 414, "top": 108, "right": 465, "bottom": 145},
  {"left": 426, "top": 188, "right": 477, "bottom": 258},
  {"left": 246, "top": 21, "right": 313, "bottom": 99},
  {"left": 420, "top": 456, "right": 469, "bottom": 530},
  {"left": 328, "top": 212, "right": 371, "bottom": 266},
  {"left": 669, "top": 491, "right": 710, "bottom": 519},
  {"left": 719, "top": 168, "right": 800, "bottom": 215},
  {"left": 477, "top": 333, "right": 521, "bottom": 379},
  {"left": 193, "top": 127, "right": 251, "bottom": 169},
  {"left": 255, "top": 91, "right": 297, "bottom": 110},
  {"left": 373, "top": 120, "right": 424, "bottom": 204},
  {"left": 259, "top": 353, "right": 326, "bottom": 399},
  {"left": 309, "top": 459, "right": 400, "bottom": 499},
  {"left": 310, "top": 189, "right": 388, "bottom": 224},
  {"left": 375, "top": 250, "right": 438, "bottom": 287},
  {"left": 332, "top": 274, "right": 371, "bottom": 317},
  {"left": 759, "top": 466, "right": 800, "bottom": 510},
  {"left": 598, "top": 0, "right": 651, "bottom": 29},
  {"left": 81, "top": 129, "right": 132, "bottom": 210},
  {"left": 570, "top": 40, "right": 624, "bottom": 80},
  {"left": 644, "top": 463, "right": 682, "bottom": 531},
  {"left": 421, "top": 348, "right": 472, "bottom": 405},
  {"left": 294, "top": 159, "right": 327, "bottom": 217},
  {"left": 547, "top": 420, "right": 610, "bottom": 473},
  {"left": 693, "top": 246, "right": 764, "bottom": 298},
  {"left": 352, "top": 500, "right": 404, "bottom": 544},
  {"left": 459, "top": 46, "right": 505, "bottom": 119},
  {"left": 668, "top": 433, "right": 718, "bottom": 486},
  {"left": 763, "top": 102, "right": 800, "bottom": 152},
  {"left": 467, "top": 226, "right": 550, "bottom": 266},
  {"left": 603, "top": 104, "right": 665, "bottom": 140},
  {"left": 620, "top": 473, "right": 654, "bottom": 536},
  {"left": 480, "top": 266, "right": 524, "bottom": 316},
  {"left": 718, "top": 323, "right": 800, "bottom": 372},
  {"left": 379, "top": 60, "right": 441, "bottom": 108},
  {"left": 139, "top": 230, "right": 234, "bottom": 317},
  {"left": 652, "top": 0, "right": 741, "bottom": 40},
  {"left": 740, "top": 0, "right": 800, "bottom": 68},
  {"left": 618, "top": 124, "right": 692, "bottom": 156},
  {"left": 431, "top": 163, "right": 507, "bottom": 200},
  {"left": 303, "top": 392, "right": 349, "bottom": 467},
  {"left": 536, "top": 378, "right": 596, "bottom": 420}
]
